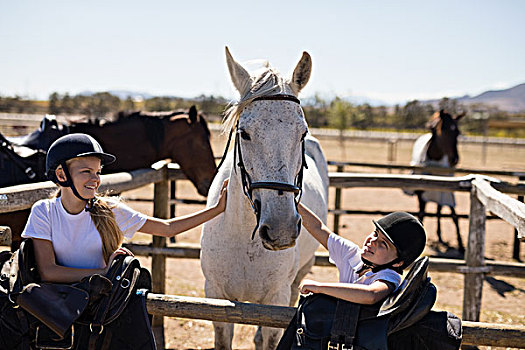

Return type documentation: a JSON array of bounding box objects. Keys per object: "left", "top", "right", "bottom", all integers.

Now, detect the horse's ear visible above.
[
  {"left": 454, "top": 111, "right": 466, "bottom": 121},
  {"left": 426, "top": 112, "right": 441, "bottom": 129},
  {"left": 225, "top": 46, "right": 251, "bottom": 97},
  {"left": 290, "top": 51, "right": 312, "bottom": 95},
  {"left": 188, "top": 105, "right": 198, "bottom": 124}
]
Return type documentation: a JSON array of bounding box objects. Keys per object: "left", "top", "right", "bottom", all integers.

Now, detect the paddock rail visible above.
[
  {"left": 144, "top": 293, "right": 525, "bottom": 348},
  {"left": 2, "top": 162, "right": 525, "bottom": 348}
]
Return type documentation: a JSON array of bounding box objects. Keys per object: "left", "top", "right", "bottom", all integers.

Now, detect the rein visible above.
[{"left": 215, "top": 94, "right": 308, "bottom": 239}]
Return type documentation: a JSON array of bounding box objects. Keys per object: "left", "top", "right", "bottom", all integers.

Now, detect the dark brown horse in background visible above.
[
  {"left": 409, "top": 109, "right": 465, "bottom": 253},
  {"left": 70, "top": 106, "right": 216, "bottom": 196},
  {"left": 1, "top": 106, "right": 217, "bottom": 249}
]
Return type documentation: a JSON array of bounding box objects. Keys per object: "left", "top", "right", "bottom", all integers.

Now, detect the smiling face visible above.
[
  {"left": 361, "top": 229, "right": 401, "bottom": 267},
  {"left": 57, "top": 156, "right": 102, "bottom": 199}
]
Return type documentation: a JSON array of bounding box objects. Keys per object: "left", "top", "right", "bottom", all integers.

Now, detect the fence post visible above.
[
  {"left": 152, "top": 175, "right": 169, "bottom": 349},
  {"left": 463, "top": 183, "right": 487, "bottom": 322},
  {"left": 332, "top": 165, "right": 344, "bottom": 234},
  {"left": 513, "top": 175, "right": 524, "bottom": 261},
  {"left": 169, "top": 179, "right": 177, "bottom": 244},
  {"left": 387, "top": 139, "right": 397, "bottom": 171}
]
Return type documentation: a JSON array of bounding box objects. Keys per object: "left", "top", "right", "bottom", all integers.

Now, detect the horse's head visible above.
[
  {"left": 163, "top": 106, "right": 216, "bottom": 196},
  {"left": 426, "top": 109, "right": 464, "bottom": 167},
  {"left": 224, "top": 47, "right": 312, "bottom": 250}
]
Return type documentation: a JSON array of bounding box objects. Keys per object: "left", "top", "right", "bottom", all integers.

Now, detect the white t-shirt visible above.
[
  {"left": 22, "top": 197, "right": 148, "bottom": 269},
  {"left": 327, "top": 233, "right": 402, "bottom": 290}
]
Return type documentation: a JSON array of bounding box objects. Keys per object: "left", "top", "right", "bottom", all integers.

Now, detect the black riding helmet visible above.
[
  {"left": 46, "top": 133, "right": 115, "bottom": 207},
  {"left": 363, "top": 212, "right": 427, "bottom": 272}
]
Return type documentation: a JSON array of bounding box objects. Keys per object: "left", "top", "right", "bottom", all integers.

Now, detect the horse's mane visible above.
[{"left": 222, "top": 66, "right": 292, "bottom": 133}]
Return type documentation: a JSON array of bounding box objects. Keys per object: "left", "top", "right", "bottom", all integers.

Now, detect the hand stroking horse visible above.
[
  {"left": 201, "top": 47, "right": 329, "bottom": 350},
  {"left": 407, "top": 109, "right": 465, "bottom": 253}
]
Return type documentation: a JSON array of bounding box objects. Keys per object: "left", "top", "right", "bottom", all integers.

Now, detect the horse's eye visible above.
[{"left": 240, "top": 130, "right": 251, "bottom": 141}]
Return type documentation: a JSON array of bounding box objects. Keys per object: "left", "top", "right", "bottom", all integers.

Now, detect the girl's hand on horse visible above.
[
  {"left": 299, "top": 279, "right": 322, "bottom": 294},
  {"left": 216, "top": 178, "right": 229, "bottom": 212},
  {"left": 104, "top": 247, "right": 134, "bottom": 274}
]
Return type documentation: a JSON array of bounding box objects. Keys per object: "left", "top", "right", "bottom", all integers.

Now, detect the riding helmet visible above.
[
  {"left": 46, "top": 133, "right": 116, "bottom": 182},
  {"left": 373, "top": 211, "right": 427, "bottom": 269}
]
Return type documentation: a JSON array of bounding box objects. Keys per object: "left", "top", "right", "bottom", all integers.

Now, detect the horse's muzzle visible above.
[
  {"left": 197, "top": 179, "right": 212, "bottom": 196},
  {"left": 258, "top": 213, "right": 302, "bottom": 251}
]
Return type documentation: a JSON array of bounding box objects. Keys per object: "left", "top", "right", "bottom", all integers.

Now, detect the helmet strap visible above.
[
  {"left": 361, "top": 256, "right": 403, "bottom": 273},
  {"left": 57, "top": 161, "right": 92, "bottom": 208}
]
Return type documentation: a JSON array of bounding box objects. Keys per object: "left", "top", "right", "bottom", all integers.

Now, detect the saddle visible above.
[
  {"left": 0, "top": 132, "right": 47, "bottom": 187},
  {"left": 277, "top": 256, "right": 462, "bottom": 350},
  {"left": 0, "top": 239, "right": 156, "bottom": 350}
]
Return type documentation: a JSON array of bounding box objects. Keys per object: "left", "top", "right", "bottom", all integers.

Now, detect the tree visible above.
[
  {"left": 327, "top": 97, "right": 353, "bottom": 131},
  {"left": 48, "top": 92, "right": 60, "bottom": 114},
  {"left": 144, "top": 97, "right": 173, "bottom": 111},
  {"left": 398, "top": 100, "right": 430, "bottom": 129},
  {"left": 89, "top": 92, "right": 121, "bottom": 119},
  {"left": 438, "top": 97, "right": 458, "bottom": 114},
  {"left": 303, "top": 94, "right": 329, "bottom": 127},
  {"left": 61, "top": 93, "right": 74, "bottom": 115},
  {"left": 122, "top": 97, "right": 135, "bottom": 111}
]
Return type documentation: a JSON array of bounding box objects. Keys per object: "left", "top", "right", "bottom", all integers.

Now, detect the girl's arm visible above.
[
  {"left": 299, "top": 279, "right": 393, "bottom": 305},
  {"left": 298, "top": 202, "right": 333, "bottom": 249},
  {"left": 33, "top": 238, "right": 107, "bottom": 283},
  {"left": 139, "top": 179, "right": 228, "bottom": 237}
]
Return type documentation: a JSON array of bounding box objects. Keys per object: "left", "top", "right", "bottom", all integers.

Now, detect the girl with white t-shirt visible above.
[
  {"left": 297, "top": 203, "right": 426, "bottom": 305},
  {"left": 22, "top": 133, "right": 228, "bottom": 284}
]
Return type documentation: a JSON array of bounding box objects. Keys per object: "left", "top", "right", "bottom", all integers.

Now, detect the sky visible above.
[{"left": 1, "top": 1, "right": 524, "bottom": 105}]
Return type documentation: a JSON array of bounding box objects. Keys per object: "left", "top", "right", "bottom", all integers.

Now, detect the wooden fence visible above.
[
  {"left": 143, "top": 293, "right": 525, "bottom": 348},
  {"left": 1, "top": 162, "right": 525, "bottom": 348},
  {"left": 326, "top": 160, "right": 525, "bottom": 260}
]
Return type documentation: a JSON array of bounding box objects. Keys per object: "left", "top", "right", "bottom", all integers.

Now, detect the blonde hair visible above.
[{"left": 89, "top": 195, "right": 124, "bottom": 264}]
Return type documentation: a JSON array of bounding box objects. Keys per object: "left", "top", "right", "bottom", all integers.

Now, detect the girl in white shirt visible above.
[
  {"left": 297, "top": 204, "right": 426, "bottom": 305},
  {"left": 22, "top": 133, "right": 228, "bottom": 284}
]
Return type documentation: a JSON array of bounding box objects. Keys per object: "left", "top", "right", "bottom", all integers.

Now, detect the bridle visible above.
[{"left": 216, "top": 94, "right": 308, "bottom": 239}]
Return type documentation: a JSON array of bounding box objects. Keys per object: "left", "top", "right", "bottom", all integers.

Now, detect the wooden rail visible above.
[
  {"left": 144, "top": 293, "right": 525, "bottom": 348},
  {"left": 2, "top": 166, "right": 525, "bottom": 347},
  {"left": 122, "top": 242, "right": 525, "bottom": 278},
  {"left": 327, "top": 160, "right": 525, "bottom": 178}
]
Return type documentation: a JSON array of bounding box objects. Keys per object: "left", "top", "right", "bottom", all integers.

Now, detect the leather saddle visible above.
[
  {"left": 0, "top": 239, "right": 155, "bottom": 350},
  {"left": 278, "top": 256, "right": 451, "bottom": 350}
]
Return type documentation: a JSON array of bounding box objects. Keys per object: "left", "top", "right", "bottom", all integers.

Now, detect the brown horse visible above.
[
  {"left": 70, "top": 106, "right": 216, "bottom": 196},
  {"left": 409, "top": 109, "right": 465, "bottom": 253},
  {"left": 1, "top": 106, "right": 217, "bottom": 249}
]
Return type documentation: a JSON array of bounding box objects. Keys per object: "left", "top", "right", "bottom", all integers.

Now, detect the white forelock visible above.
[{"left": 222, "top": 66, "right": 294, "bottom": 133}]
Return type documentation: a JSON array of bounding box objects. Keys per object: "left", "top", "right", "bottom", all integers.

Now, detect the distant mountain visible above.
[
  {"left": 424, "top": 83, "right": 525, "bottom": 113},
  {"left": 457, "top": 83, "right": 525, "bottom": 113}
]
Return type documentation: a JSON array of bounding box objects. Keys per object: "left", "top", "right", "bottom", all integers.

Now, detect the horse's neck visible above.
[{"left": 426, "top": 135, "right": 444, "bottom": 161}]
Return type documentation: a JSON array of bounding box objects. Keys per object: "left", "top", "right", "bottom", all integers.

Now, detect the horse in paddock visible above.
[
  {"left": 0, "top": 106, "right": 217, "bottom": 249},
  {"left": 201, "top": 47, "right": 329, "bottom": 350},
  {"left": 408, "top": 109, "right": 465, "bottom": 253},
  {"left": 69, "top": 106, "right": 216, "bottom": 196}
]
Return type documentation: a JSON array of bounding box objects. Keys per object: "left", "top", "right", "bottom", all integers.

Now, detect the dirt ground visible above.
[{"left": 120, "top": 130, "right": 525, "bottom": 350}]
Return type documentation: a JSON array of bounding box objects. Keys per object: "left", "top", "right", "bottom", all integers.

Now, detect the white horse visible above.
[{"left": 201, "top": 47, "right": 329, "bottom": 350}]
